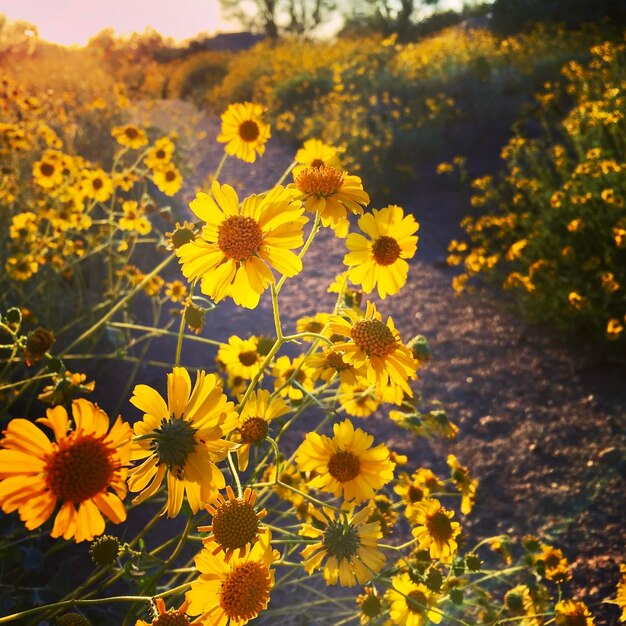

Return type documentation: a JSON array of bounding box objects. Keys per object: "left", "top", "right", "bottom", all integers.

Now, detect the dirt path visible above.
[{"left": 135, "top": 101, "right": 626, "bottom": 623}]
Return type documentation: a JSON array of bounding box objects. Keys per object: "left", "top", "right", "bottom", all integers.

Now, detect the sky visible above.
[{"left": 0, "top": 0, "right": 239, "bottom": 46}]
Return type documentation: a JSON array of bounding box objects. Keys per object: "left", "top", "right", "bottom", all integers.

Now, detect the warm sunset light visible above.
[{"left": 0, "top": 0, "right": 238, "bottom": 45}]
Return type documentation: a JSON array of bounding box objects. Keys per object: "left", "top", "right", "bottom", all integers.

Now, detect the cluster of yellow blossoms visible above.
[{"left": 0, "top": 98, "right": 623, "bottom": 626}]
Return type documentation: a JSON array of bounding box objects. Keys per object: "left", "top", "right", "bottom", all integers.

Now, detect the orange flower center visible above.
[
  {"left": 325, "top": 350, "right": 351, "bottom": 371},
  {"left": 239, "top": 417, "right": 268, "bottom": 445},
  {"left": 239, "top": 120, "right": 260, "bottom": 142},
  {"left": 45, "top": 435, "right": 115, "bottom": 503},
  {"left": 294, "top": 165, "right": 344, "bottom": 198},
  {"left": 406, "top": 589, "right": 428, "bottom": 614},
  {"left": 152, "top": 610, "right": 190, "bottom": 625},
  {"left": 327, "top": 450, "right": 360, "bottom": 482},
  {"left": 372, "top": 236, "right": 401, "bottom": 266},
  {"left": 351, "top": 319, "right": 397, "bottom": 357},
  {"left": 212, "top": 497, "right": 261, "bottom": 552},
  {"left": 219, "top": 561, "right": 271, "bottom": 621},
  {"left": 238, "top": 350, "right": 259, "bottom": 367},
  {"left": 40, "top": 162, "right": 55, "bottom": 177},
  {"left": 425, "top": 509, "right": 454, "bottom": 542},
  {"left": 217, "top": 215, "right": 263, "bottom": 262}
]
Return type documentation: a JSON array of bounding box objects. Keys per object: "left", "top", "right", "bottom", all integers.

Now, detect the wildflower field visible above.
[{"left": 0, "top": 9, "right": 625, "bottom": 626}]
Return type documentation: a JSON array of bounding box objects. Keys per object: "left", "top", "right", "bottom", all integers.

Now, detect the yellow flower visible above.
[
  {"left": 554, "top": 599, "right": 595, "bottom": 626},
  {"left": 127, "top": 367, "right": 238, "bottom": 517},
  {"left": 447, "top": 454, "right": 478, "bottom": 515},
  {"left": 152, "top": 163, "right": 182, "bottom": 196},
  {"left": 186, "top": 530, "right": 278, "bottom": 625},
  {"left": 165, "top": 280, "right": 188, "bottom": 303},
  {"left": 177, "top": 182, "right": 307, "bottom": 309},
  {"left": 411, "top": 498, "right": 461, "bottom": 562},
  {"left": 344, "top": 205, "right": 419, "bottom": 298},
  {"left": 295, "top": 418, "right": 395, "bottom": 503},
  {"left": 144, "top": 137, "right": 175, "bottom": 170},
  {"left": 272, "top": 355, "right": 316, "bottom": 401},
  {"left": 291, "top": 164, "right": 369, "bottom": 235},
  {"left": 231, "top": 390, "right": 289, "bottom": 471},
  {"left": 616, "top": 563, "right": 626, "bottom": 622},
  {"left": 295, "top": 312, "right": 333, "bottom": 341},
  {"left": 112, "top": 124, "right": 148, "bottom": 149},
  {"left": 307, "top": 347, "right": 367, "bottom": 386},
  {"left": 82, "top": 169, "right": 113, "bottom": 202},
  {"left": 385, "top": 573, "right": 443, "bottom": 626},
  {"left": 357, "top": 586, "right": 386, "bottom": 624},
  {"left": 135, "top": 599, "right": 190, "bottom": 626},
  {"left": 337, "top": 381, "right": 380, "bottom": 418},
  {"left": 0, "top": 399, "right": 131, "bottom": 542},
  {"left": 198, "top": 486, "right": 267, "bottom": 560},
  {"left": 300, "top": 504, "right": 386, "bottom": 586},
  {"left": 537, "top": 543, "right": 571, "bottom": 583},
  {"left": 217, "top": 101, "right": 271, "bottom": 163},
  {"left": 293, "top": 138, "right": 343, "bottom": 177},
  {"left": 6, "top": 254, "right": 40, "bottom": 281},
  {"left": 119, "top": 200, "right": 152, "bottom": 235},
  {"left": 330, "top": 301, "right": 419, "bottom": 396},
  {"left": 33, "top": 151, "right": 64, "bottom": 189},
  {"left": 217, "top": 336, "right": 265, "bottom": 381}
]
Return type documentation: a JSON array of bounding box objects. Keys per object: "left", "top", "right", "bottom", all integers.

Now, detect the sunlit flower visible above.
[
  {"left": 82, "top": 168, "right": 113, "bottom": 202},
  {"left": 291, "top": 164, "right": 369, "bottom": 235},
  {"left": 272, "top": 355, "right": 316, "bottom": 401},
  {"left": 411, "top": 498, "right": 461, "bottom": 562},
  {"left": 153, "top": 163, "right": 182, "bottom": 196},
  {"left": 344, "top": 205, "right": 419, "bottom": 298},
  {"left": 165, "top": 280, "right": 188, "bottom": 303},
  {"left": 330, "top": 302, "right": 419, "bottom": 396},
  {"left": 357, "top": 586, "right": 386, "bottom": 624},
  {"left": 33, "top": 151, "right": 64, "bottom": 189},
  {"left": 112, "top": 124, "right": 148, "bottom": 149},
  {"left": 177, "top": 182, "right": 307, "bottom": 309},
  {"left": 186, "top": 531, "right": 278, "bottom": 625},
  {"left": 144, "top": 137, "right": 175, "bottom": 170},
  {"left": 537, "top": 543, "right": 571, "bottom": 583},
  {"left": 337, "top": 382, "right": 380, "bottom": 418},
  {"left": 293, "top": 138, "right": 342, "bottom": 177},
  {"left": 198, "top": 486, "right": 267, "bottom": 560},
  {"left": 136, "top": 598, "right": 191, "bottom": 626},
  {"left": 231, "top": 390, "right": 289, "bottom": 471},
  {"left": 300, "top": 504, "right": 385, "bottom": 586},
  {"left": 307, "top": 347, "right": 366, "bottom": 386},
  {"left": 217, "top": 336, "right": 265, "bottom": 381},
  {"left": 385, "top": 573, "right": 443, "bottom": 626},
  {"left": 127, "top": 367, "right": 238, "bottom": 517},
  {"left": 447, "top": 454, "right": 478, "bottom": 515},
  {"left": 7, "top": 253, "right": 40, "bottom": 282},
  {"left": 0, "top": 399, "right": 131, "bottom": 542},
  {"left": 217, "top": 102, "right": 271, "bottom": 163},
  {"left": 616, "top": 564, "right": 626, "bottom": 622},
  {"left": 554, "top": 599, "right": 595, "bottom": 626},
  {"left": 295, "top": 418, "right": 395, "bottom": 503},
  {"left": 119, "top": 200, "right": 152, "bottom": 235}
]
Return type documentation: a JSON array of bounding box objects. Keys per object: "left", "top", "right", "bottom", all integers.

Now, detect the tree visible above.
[{"left": 219, "top": 0, "right": 337, "bottom": 39}]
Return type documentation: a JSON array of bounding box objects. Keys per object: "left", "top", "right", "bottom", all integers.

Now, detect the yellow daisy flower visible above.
[
  {"left": 357, "top": 586, "right": 386, "bottom": 624},
  {"left": 119, "top": 200, "right": 152, "bottom": 235},
  {"left": 144, "top": 136, "right": 175, "bottom": 170},
  {"left": 135, "top": 599, "right": 190, "bottom": 626},
  {"left": 330, "top": 301, "right": 419, "bottom": 396},
  {"left": 337, "top": 382, "right": 380, "bottom": 418},
  {"left": 217, "top": 101, "right": 271, "bottom": 163},
  {"left": 33, "top": 150, "right": 64, "bottom": 189},
  {"left": 177, "top": 181, "right": 307, "bottom": 309},
  {"left": 344, "top": 205, "right": 419, "bottom": 298},
  {"left": 112, "top": 124, "right": 148, "bottom": 149},
  {"left": 296, "top": 311, "right": 333, "bottom": 341},
  {"left": 293, "top": 138, "right": 343, "bottom": 177},
  {"left": 290, "top": 164, "right": 369, "bottom": 234},
  {"left": 411, "top": 498, "right": 461, "bottom": 562},
  {"left": 82, "top": 168, "right": 113, "bottom": 202},
  {"left": 217, "top": 335, "right": 265, "bottom": 381},
  {"left": 300, "top": 504, "right": 386, "bottom": 586},
  {"left": 307, "top": 347, "right": 367, "bottom": 386},
  {"left": 616, "top": 564, "right": 626, "bottom": 622},
  {"left": 537, "top": 543, "right": 572, "bottom": 583},
  {"left": 231, "top": 390, "right": 289, "bottom": 471},
  {"left": 386, "top": 573, "right": 443, "bottom": 626},
  {"left": 198, "top": 486, "right": 267, "bottom": 560},
  {"left": 186, "top": 530, "right": 279, "bottom": 625},
  {"left": 153, "top": 163, "right": 182, "bottom": 196},
  {"left": 504, "top": 585, "right": 544, "bottom": 626},
  {"left": 127, "top": 367, "right": 238, "bottom": 517},
  {"left": 447, "top": 454, "right": 477, "bottom": 515},
  {"left": 0, "top": 399, "right": 131, "bottom": 542},
  {"left": 272, "top": 355, "right": 316, "bottom": 401},
  {"left": 295, "top": 418, "right": 395, "bottom": 503},
  {"left": 165, "top": 280, "right": 188, "bottom": 303},
  {"left": 554, "top": 599, "right": 595, "bottom": 626}
]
